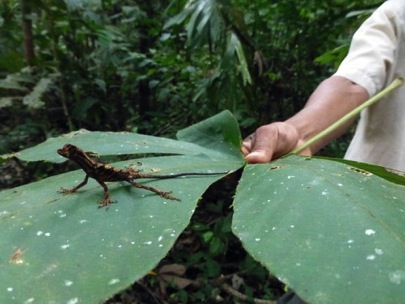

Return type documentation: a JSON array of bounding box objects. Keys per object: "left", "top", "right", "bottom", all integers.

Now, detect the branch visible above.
[{"left": 21, "top": 0, "right": 36, "bottom": 65}]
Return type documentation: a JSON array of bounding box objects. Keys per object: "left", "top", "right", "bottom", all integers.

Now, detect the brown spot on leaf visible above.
[{"left": 10, "top": 249, "right": 25, "bottom": 265}]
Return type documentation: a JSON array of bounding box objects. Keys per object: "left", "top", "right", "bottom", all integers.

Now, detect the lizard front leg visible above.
[
  {"left": 59, "top": 175, "right": 90, "bottom": 194},
  {"left": 127, "top": 180, "right": 180, "bottom": 201}
]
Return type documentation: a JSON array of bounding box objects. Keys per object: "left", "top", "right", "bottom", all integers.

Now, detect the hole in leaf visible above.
[{"left": 348, "top": 167, "right": 373, "bottom": 176}]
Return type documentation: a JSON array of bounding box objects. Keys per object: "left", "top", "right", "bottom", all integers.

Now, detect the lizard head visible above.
[{"left": 57, "top": 144, "right": 80, "bottom": 159}]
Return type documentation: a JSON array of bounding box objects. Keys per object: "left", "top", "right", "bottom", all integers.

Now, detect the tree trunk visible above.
[{"left": 21, "top": 0, "right": 35, "bottom": 65}]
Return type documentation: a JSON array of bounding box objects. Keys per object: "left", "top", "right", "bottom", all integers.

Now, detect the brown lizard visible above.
[{"left": 57, "top": 144, "right": 228, "bottom": 208}]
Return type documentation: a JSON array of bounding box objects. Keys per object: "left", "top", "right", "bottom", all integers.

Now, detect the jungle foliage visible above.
[
  {"left": 1, "top": 0, "right": 396, "bottom": 303},
  {"left": 1, "top": 0, "right": 383, "bottom": 154}
]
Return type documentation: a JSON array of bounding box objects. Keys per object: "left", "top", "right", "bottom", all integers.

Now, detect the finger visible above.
[
  {"left": 244, "top": 127, "right": 276, "bottom": 163},
  {"left": 245, "top": 151, "right": 273, "bottom": 164},
  {"left": 241, "top": 135, "right": 254, "bottom": 156}
]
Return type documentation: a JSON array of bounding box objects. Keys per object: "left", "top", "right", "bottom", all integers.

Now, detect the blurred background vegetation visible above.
[{"left": 0, "top": 0, "right": 383, "bottom": 155}]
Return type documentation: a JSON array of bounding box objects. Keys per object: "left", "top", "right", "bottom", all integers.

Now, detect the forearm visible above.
[
  {"left": 242, "top": 75, "right": 369, "bottom": 163},
  {"left": 286, "top": 75, "right": 369, "bottom": 154}
]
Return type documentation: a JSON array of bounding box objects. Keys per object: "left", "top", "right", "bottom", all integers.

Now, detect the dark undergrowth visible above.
[{"left": 105, "top": 176, "right": 286, "bottom": 304}]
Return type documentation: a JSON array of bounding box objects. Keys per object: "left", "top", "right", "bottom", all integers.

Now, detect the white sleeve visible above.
[{"left": 334, "top": 0, "right": 405, "bottom": 97}]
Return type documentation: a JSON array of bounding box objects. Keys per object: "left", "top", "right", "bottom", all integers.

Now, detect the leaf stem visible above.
[{"left": 291, "top": 77, "right": 404, "bottom": 155}]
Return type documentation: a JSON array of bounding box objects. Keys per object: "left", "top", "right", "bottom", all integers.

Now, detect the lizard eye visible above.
[{"left": 64, "top": 144, "right": 75, "bottom": 152}]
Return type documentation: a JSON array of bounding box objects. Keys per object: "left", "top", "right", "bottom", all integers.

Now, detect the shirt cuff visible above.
[{"left": 334, "top": 67, "right": 376, "bottom": 97}]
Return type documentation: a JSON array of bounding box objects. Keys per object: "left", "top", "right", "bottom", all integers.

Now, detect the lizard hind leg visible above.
[
  {"left": 95, "top": 179, "right": 115, "bottom": 208},
  {"left": 127, "top": 180, "right": 180, "bottom": 201}
]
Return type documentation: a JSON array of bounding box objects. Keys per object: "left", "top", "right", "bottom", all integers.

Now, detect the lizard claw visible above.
[
  {"left": 98, "top": 198, "right": 116, "bottom": 209},
  {"left": 59, "top": 187, "right": 74, "bottom": 194},
  {"left": 161, "top": 191, "right": 180, "bottom": 201}
]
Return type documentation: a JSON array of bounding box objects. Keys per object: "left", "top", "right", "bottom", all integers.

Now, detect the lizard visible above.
[{"left": 57, "top": 144, "right": 228, "bottom": 208}]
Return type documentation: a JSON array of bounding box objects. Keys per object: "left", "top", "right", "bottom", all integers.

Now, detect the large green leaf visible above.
[
  {"left": 318, "top": 156, "right": 405, "bottom": 186},
  {"left": 1, "top": 129, "right": 233, "bottom": 163},
  {"left": 2, "top": 111, "right": 242, "bottom": 164},
  {"left": 232, "top": 155, "right": 405, "bottom": 303},
  {"left": 3, "top": 109, "right": 404, "bottom": 303},
  {"left": 0, "top": 111, "right": 245, "bottom": 303},
  {"left": 177, "top": 109, "right": 242, "bottom": 159}
]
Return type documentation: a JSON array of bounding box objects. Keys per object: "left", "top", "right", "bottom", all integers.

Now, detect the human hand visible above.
[{"left": 242, "top": 122, "right": 305, "bottom": 164}]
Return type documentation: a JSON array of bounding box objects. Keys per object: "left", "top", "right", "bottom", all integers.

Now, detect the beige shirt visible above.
[{"left": 334, "top": 0, "right": 405, "bottom": 171}]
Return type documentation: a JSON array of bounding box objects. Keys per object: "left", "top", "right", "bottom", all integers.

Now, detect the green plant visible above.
[
  {"left": 0, "top": 0, "right": 385, "bottom": 158},
  {"left": 1, "top": 111, "right": 404, "bottom": 303},
  {"left": 164, "top": 0, "right": 385, "bottom": 129}
]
